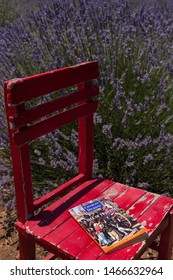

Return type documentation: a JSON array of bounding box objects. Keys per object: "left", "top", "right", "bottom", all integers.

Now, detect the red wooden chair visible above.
[{"left": 4, "top": 61, "right": 173, "bottom": 260}]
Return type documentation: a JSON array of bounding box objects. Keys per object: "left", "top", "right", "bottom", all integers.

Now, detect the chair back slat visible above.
[
  {"left": 13, "top": 100, "right": 98, "bottom": 147},
  {"left": 7, "top": 61, "right": 99, "bottom": 105},
  {"left": 12, "top": 85, "right": 99, "bottom": 128}
]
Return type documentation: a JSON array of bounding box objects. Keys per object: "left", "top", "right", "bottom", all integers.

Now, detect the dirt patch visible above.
[
  {"left": 0, "top": 206, "right": 45, "bottom": 260},
  {"left": 0, "top": 206, "right": 19, "bottom": 260},
  {"left": 0, "top": 206, "right": 172, "bottom": 260}
]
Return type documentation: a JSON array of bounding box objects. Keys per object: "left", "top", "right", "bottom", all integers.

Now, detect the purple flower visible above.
[
  {"left": 38, "top": 158, "right": 46, "bottom": 166},
  {"left": 94, "top": 113, "right": 102, "bottom": 124},
  {"left": 102, "top": 124, "right": 112, "bottom": 139},
  {"left": 125, "top": 155, "right": 135, "bottom": 167},
  {"left": 50, "top": 159, "right": 58, "bottom": 168},
  {"left": 138, "top": 182, "right": 150, "bottom": 189},
  {"left": 112, "top": 138, "right": 126, "bottom": 150},
  {"left": 143, "top": 154, "right": 154, "bottom": 165},
  {"left": 34, "top": 149, "right": 41, "bottom": 156},
  {"left": 70, "top": 129, "right": 78, "bottom": 147}
]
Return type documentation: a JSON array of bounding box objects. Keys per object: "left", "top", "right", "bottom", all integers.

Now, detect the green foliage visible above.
[{"left": 1, "top": 0, "right": 173, "bottom": 208}]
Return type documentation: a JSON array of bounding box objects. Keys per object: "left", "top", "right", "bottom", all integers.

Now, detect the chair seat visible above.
[{"left": 15, "top": 178, "right": 173, "bottom": 260}]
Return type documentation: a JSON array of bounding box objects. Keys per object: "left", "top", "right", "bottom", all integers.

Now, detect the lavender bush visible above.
[{"left": 1, "top": 0, "right": 173, "bottom": 209}]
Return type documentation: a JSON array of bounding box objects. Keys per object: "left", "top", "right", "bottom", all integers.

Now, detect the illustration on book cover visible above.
[{"left": 69, "top": 197, "right": 148, "bottom": 253}]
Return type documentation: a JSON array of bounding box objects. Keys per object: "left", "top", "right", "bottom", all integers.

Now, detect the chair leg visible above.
[
  {"left": 158, "top": 210, "right": 173, "bottom": 260},
  {"left": 18, "top": 232, "right": 36, "bottom": 260}
]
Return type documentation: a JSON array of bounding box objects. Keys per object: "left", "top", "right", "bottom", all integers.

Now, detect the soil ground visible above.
[{"left": 0, "top": 205, "right": 172, "bottom": 260}]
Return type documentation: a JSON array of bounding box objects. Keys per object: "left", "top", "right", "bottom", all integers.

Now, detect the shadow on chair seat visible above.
[{"left": 15, "top": 178, "right": 173, "bottom": 260}]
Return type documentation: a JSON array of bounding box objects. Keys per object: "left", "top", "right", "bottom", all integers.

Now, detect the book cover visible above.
[{"left": 69, "top": 197, "right": 148, "bottom": 253}]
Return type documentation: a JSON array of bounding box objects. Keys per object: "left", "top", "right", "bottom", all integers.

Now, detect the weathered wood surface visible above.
[
  {"left": 12, "top": 86, "right": 99, "bottom": 128},
  {"left": 16, "top": 179, "right": 173, "bottom": 260},
  {"left": 6, "top": 61, "right": 99, "bottom": 105},
  {"left": 13, "top": 100, "right": 98, "bottom": 146}
]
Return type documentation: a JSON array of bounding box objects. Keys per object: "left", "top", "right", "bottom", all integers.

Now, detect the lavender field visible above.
[{"left": 1, "top": 0, "right": 173, "bottom": 210}]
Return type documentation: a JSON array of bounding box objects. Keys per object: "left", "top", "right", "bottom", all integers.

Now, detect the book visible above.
[{"left": 69, "top": 196, "right": 148, "bottom": 254}]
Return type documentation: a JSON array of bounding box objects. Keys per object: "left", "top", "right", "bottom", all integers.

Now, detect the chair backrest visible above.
[{"left": 4, "top": 61, "right": 99, "bottom": 223}]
